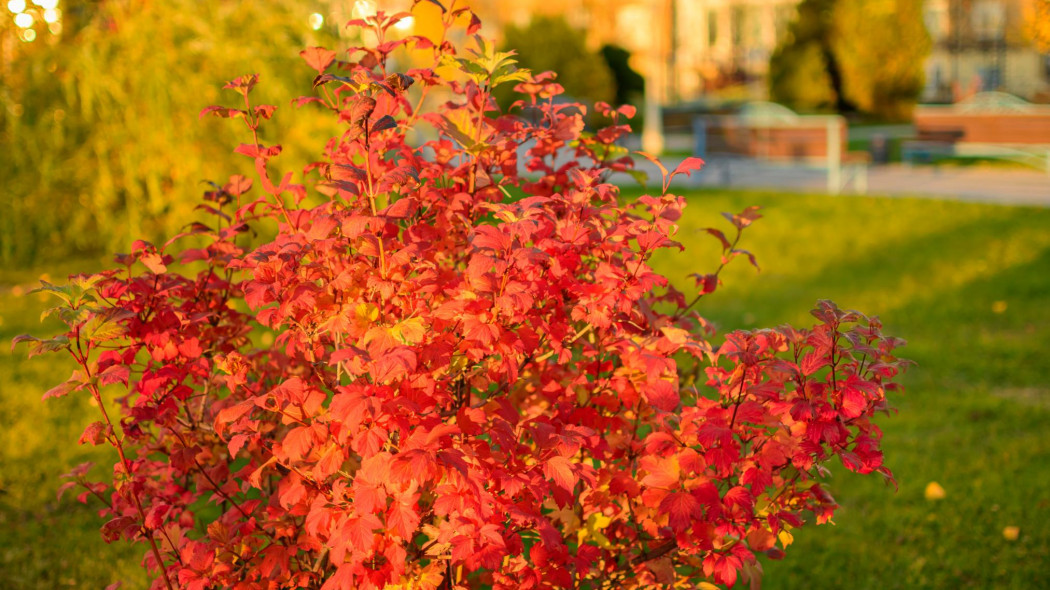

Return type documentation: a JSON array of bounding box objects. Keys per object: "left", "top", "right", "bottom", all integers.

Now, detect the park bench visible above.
[
  {"left": 907, "top": 92, "right": 1050, "bottom": 173},
  {"left": 690, "top": 102, "right": 869, "bottom": 194}
]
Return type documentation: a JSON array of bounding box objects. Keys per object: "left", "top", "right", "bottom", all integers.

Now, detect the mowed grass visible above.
[
  {"left": 0, "top": 258, "right": 147, "bottom": 589},
  {"left": 2, "top": 191, "right": 1049, "bottom": 588},
  {"left": 644, "top": 189, "right": 1050, "bottom": 589}
]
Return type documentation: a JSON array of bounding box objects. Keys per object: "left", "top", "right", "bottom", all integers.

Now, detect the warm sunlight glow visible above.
[
  {"left": 353, "top": 0, "right": 376, "bottom": 19},
  {"left": 13, "top": 10, "right": 32, "bottom": 27},
  {"left": 35, "top": 0, "right": 58, "bottom": 9},
  {"left": 308, "top": 12, "right": 323, "bottom": 30},
  {"left": 393, "top": 15, "right": 414, "bottom": 31},
  {"left": 7, "top": 0, "right": 25, "bottom": 14},
  {"left": 42, "top": 7, "right": 57, "bottom": 23},
  {"left": 20, "top": 27, "right": 35, "bottom": 41}
]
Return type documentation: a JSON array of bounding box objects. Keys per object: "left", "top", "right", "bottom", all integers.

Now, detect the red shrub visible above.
[{"left": 19, "top": 5, "right": 906, "bottom": 589}]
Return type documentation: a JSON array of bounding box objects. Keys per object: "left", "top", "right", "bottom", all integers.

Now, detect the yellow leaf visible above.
[
  {"left": 392, "top": 317, "right": 426, "bottom": 345},
  {"left": 778, "top": 529, "right": 794, "bottom": 547},
  {"left": 924, "top": 481, "right": 946, "bottom": 501},
  {"left": 578, "top": 512, "right": 614, "bottom": 549},
  {"left": 355, "top": 302, "right": 380, "bottom": 324}
]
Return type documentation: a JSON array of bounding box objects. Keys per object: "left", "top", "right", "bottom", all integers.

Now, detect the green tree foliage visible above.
[
  {"left": 770, "top": 0, "right": 931, "bottom": 121},
  {"left": 496, "top": 16, "right": 614, "bottom": 110},
  {"left": 600, "top": 44, "right": 645, "bottom": 109},
  {"left": 0, "top": 0, "right": 337, "bottom": 264}
]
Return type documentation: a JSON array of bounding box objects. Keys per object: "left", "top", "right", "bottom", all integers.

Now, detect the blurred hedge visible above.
[{"left": 0, "top": 0, "right": 341, "bottom": 265}]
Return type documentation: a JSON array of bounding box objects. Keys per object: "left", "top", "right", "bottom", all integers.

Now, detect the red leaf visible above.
[
  {"left": 343, "top": 513, "right": 382, "bottom": 550},
  {"left": 199, "top": 105, "right": 243, "bottom": 120},
  {"left": 705, "top": 227, "right": 732, "bottom": 251},
  {"left": 386, "top": 498, "right": 420, "bottom": 539},
  {"left": 320, "top": 565, "right": 355, "bottom": 590},
  {"left": 253, "top": 104, "right": 277, "bottom": 120},
  {"left": 293, "top": 96, "right": 325, "bottom": 108},
  {"left": 840, "top": 386, "right": 867, "bottom": 419},
  {"left": 800, "top": 351, "right": 828, "bottom": 376},
  {"left": 370, "top": 348, "right": 416, "bottom": 384},
  {"left": 670, "top": 156, "right": 705, "bottom": 178},
  {"left": 732, "top": 248, "right": 760, "bottom": 270},
  {"left": 215, "top": 400, "right": 254, "bottom": 433},
  {"left": 144, "top": 503, "right": 171, "bottom": 529},
  {"left": 300, "top": 47, "right": 337, "bottom": 73},
  {"left": 640, "top": 455, "right": 679, "bottom": 488},
  {"left": 703, "top": 553, "right": 742, "bottom": 586},
  {"left": 467, "top": 12, "right": 482, "bottom": 34},
  {"left": 346, "top": 96, "right": 377, "bottom": 126},
  {"left": 97, "top": 365, "right": 130, "bottom": 389},
  {"left": 722, "top": 486, "right": 754, "bottom": 510},
  {"left": 43, "top": 378, "right": 79, "bottom": 400},
  {"left": 140, "top": 252, "right": 167, "bottom": 274},
  {"left": 472, "top": 225, "right": 511, "bottom": 251},
  {"left": 660, "top": 492, "right": 701, "bottom": 532},
  {"left": 282, "top": 426, "right": 316, "bottom": 462},
  {"left": 371, "top": 114, "right": 398, "bottom": 133},
  {"left": 544, "top": 455, "right": 577, "bottom": 492},
  {"left": 313, "top": 444, "right": 345, "bottom": 480},
  {"left": 228, "top": 434, "right": 249, "bottom": 458},
  {"left": 380, "top": 195, "right": 418, "bottom": 218},
  {"left": 78, "top": 421, "right": 107, "bottom": 446},
  {"left": 223, "top": 73, "right": 258, "bottom": 95}
]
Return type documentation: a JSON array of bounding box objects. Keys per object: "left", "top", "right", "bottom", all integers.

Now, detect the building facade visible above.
[
  {"left": 427, "top": 0, "right": 1050, "bottom": 105},
  {"left": 470, "top": 0, "right": 798, "bottom": 104},
  {"left": 922, "top": 0, "right": 1050, "bottom": 102}
]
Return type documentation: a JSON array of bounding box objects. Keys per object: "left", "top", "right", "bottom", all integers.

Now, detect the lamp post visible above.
[{"left": 641, "top": 0, "right": 666, "bottom": 154}]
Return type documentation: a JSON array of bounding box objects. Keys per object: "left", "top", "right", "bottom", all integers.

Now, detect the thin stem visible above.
[{"left": 74, "top": 334, "right": 176, "bottom": 590}]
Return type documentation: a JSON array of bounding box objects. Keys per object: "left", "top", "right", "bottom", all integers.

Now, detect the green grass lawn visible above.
[
  {"left": 0, "top": 257, "right": 147, "bottom": 589},
  {"left": 644, "top": 189, "right": 1050, "bottom": 589},
  {"left": 2, "top": 190, "right": 1048, "bottom": 588}
]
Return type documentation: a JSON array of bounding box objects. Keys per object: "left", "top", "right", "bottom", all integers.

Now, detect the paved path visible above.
[{"left": 613, "top": 157, "right": 1050, "bottom": 207}]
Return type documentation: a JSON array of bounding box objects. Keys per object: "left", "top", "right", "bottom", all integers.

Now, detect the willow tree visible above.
[{"left": 0, "top": 0, "right": 338, "bottom": 264}]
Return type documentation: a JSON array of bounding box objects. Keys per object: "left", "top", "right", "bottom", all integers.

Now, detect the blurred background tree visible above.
[
  {"left": 599, "top": 43, "right": 645, "bottom": 110},
  {"left": 770, "top": 0, "right": 930, "bottom": 121},
  {"left": 495, "top": 15, "right": 615, "bottom": 112},
  {"left": 0, "top": 0, "right": 339, "bottom": 265},
  {"left": 769, "top": 0, "right": 843, "bottom": 114}
]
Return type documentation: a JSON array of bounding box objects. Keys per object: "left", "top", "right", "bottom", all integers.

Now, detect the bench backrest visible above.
[
  {"left": 696, "top": 115, "right": 847, "bottom": 162},
  {"left": 914, "top": 111, "right": 1050, "bottom": 144},
  {"left": 915, "top": 93, "right": 1050, "bottom": 144}
]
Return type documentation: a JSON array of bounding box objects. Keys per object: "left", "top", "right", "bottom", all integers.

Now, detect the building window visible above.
[
  {"left": 731, "top": 6, "right": 745, "bottom": 47},
  {"left": 924, "top": 1, "right": 948, "bottom": 43},
  {"left": 972, "top": 0, "right": 1004, "bottom": 41},
  {"left": 978, "top": 65, "right": 1002, "bottom": 90}
]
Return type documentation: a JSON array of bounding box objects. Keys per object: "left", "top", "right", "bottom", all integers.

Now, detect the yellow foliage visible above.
[{"left": 1025, "top": 0, "right": 1050, "bottom": 53}]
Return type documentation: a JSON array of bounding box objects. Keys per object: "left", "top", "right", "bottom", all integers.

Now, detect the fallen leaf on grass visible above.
[{"left": 924, "top": 481, "right": 946, "bottom": 501}]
